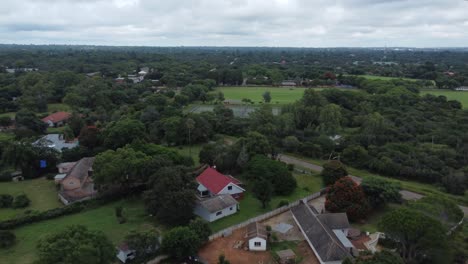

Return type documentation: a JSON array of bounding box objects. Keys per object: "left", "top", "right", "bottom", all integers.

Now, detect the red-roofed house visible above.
[
  {"left": 196, "top": 167, "right": 245, "bottom": 200},
  {"left": 42, "top": 111, "right": 71, "bottom": 127}
]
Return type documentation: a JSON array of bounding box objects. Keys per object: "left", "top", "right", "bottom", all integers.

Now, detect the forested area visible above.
[{"left": 0, "top": 45, "right": 467, "bottom": 263}]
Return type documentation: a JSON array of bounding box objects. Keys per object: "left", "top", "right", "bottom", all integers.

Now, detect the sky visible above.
[{"left": 1, "top": 0, "right": 467, "bottom": 47}]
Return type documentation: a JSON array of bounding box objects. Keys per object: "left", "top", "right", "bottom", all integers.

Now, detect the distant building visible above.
[
  {"left": 57, "top": 157, "right": 96, "bottom": 205},
  {"left": 281, "top": 80, "right": 297, "bottom": 87},
  {"left": 245, "top": 222, "right": 268, "bottom": 251},
  {"left": 455, "top": 86, "right": 468, "bottom": 91},
  {"left": 33, "top": 134, "right": 78, "bottom": 152},
  {"left": 194, "top": 194, "right": 238, "bottom": 222},
  {"left": 41, "top": 111, "right": 71, "bottom": 127}
]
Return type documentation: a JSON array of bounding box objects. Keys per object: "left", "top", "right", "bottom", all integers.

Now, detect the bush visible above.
[
  {"left": 321, "top": 160, "right": 348, "bottom": 186},
  {"left": 277, "top": 200, "right": 289, "bottom": 208},
  {"left": 0, "top": 169, "right": 14, "bottom": 182},
  {"left": 0, "top": 194, "right": 14, "bottom": 208},
  {"left": 12, "top": 194, "right": 30, "bottom": 208},
  {"left": 0, "top": 230, "right": 16, "bottom": 248}
]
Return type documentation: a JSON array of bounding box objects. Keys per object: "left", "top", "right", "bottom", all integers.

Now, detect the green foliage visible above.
[
  {"left": 0, "top": 194, "right": 14, "bottom": 208},
  {"left": 354, "top": 250, "right": 404, "bottom": 264},
  {"left": 321, "top": 160, "right": 348, "bottom": 186},
  {"left": 378, "top": 207, "right": 447, "bottom": 262},
  {"left": 252, "top": 178, "right": 273, "bottom": 208},
  {"left": 162, "top": 226, "right": 200, "bottom": 260},
  {"left": 262, "top": 90, "right": 271, "bottom": 103},
  {"left": 125, "top": 230, "right": 160, "bottom": 260},
  {"left": 36, "top": 225, "right": 115, "bottom": 264},
  {"left": 0, "top": 230, "right": 16, "bottom": 248},
  {"left": 342, "top": 145, "right": 369, "bottom": 167},
  {"left": 325, "top": 177, "right": 369, "bottom": 221},
  {"left": 188, "top": 218, "right": 212, "bottom": 245},
  {"left": 12, "top": 194, "right": 30, "bottom": 208},
  {"left": 218, "top": 254, "right": 231, "bottom": 264},
  {"left": 361, "top": 177, "right": 401, "bottom": 209},
  {"left": 144, "top": 166, "right": 196, "bottom": 226},
  {"left": 15, "top": 109, "right": 47, "bottom": 134},
  {"left": 407, "top": 196, "right": 463, "bottom": 227},
  {"left": 318, "top": 103, "right": 342, "bottom": 135},
  {"left": 246, "top": 155, "right": 297, "bottom": 196},
  {"left": 103, "top": 119, "right": 146, "bottom": 149}
]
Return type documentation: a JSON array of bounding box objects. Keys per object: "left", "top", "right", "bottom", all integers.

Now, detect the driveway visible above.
[{"left": 278, "top": 154, "right": 467, "bottom": 218}]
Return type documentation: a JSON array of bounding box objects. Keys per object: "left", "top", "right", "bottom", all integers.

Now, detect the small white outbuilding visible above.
[{"left": 245, "top": 222, "right": 268, "bottom": 251}]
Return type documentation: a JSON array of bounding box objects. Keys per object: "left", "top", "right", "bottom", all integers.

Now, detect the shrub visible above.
[
  {"left": 12, "top": 194, "right": 31, "bottom": 208},
  {"left": 0, "top": 169, "right": 14, "bottom": 182},
  {"left": 0, "top": 230, "right": 16, "bottom": 248},
  {"left": 277, "top": 200, "right": 289, "bottom": 208},
  {"left": 0, "top": 194, "right": 14, "bottom": 208},
  {"left": 321, "top": 160, "right": 348, "bottom": 186}
]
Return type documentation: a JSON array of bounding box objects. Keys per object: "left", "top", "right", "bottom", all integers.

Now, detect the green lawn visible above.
[
  {"left": 0, "top": 199, "right": 156, "bottom": 264},
  {"left": 47, "top": 103, "right": 71, "bottom": 113},
  {"left": 0, "top": 112, "right": 16, "bottom": 118},
  {"left": 421, "top": 89, "right": 468, "bottom": 109},
  {"left": 215, "top": 86, "right": 309, "bottom": 104},
  {"left": 209, "top": 172, "right": 324, "bottom": 232},
  {"left": 348, "top": 74, "right": 421, "bottom": 82},
  {"left": 170, "top": 144, "right": 204, "bottom": 166},
  {"left": 0, "top": 178, "right": 62, "bottom": 221},
  {"left": 0, "top": 131, "right": 15, "bottom": 141}
]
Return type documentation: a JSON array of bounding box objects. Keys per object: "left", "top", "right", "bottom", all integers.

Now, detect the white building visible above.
[
  {"left": 196, "top": 167, "right": 245, "bottom": 199},
  {"left": 246, "top": 222, "right": 268, "bottom": 251},
  {"left": 194, "top": 194, "right": 238, "bottom": 222}
]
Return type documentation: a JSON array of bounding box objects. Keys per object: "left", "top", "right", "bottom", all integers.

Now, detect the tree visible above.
[
  {"left": 162, "top": 227, "right": 200, "bottom": 260},
  {"left": 144, "top": 166, "right": 196, "bottom": 225},
  {"left": 217, "top": 91, "right": 225, "bottom": 101},
  {"left": 318, "top": 103, "right": 342, "bottom": 135},
  {"left": 361, "top": 177, "right": 401, "bottom": 209},
  {"left": 282, "top": 136, "right": 301, "bottom": 152},
  {"left": 242, "top": 131, "right": 271, "bottom": 156},
  {"left": 15, "top": 109, "right": 47, "bottom": 133},
  {"left": 342, "top": 145, "right": 369, "bottom": 167},
  {"left": 353, "top": 250, "right": 404, "bottom": 264},
  {"left": 37, "top": 225, "right": 115, "bottom": 264},
  {"left": 103, "top": 119, "right": 146, "bottom": 149},
  {"left": 0, "top": 194, "right": 14, "bottom": 208},
  {"left": 321, "top": 160, "right": 348, "bottom": 186},
  {"left": 246, "top": 155, "right": 297, "bottom": 195},
  {"left": 325, "top": 177, "right": 369, "bottom": 221},
  {"left": 125, "top": 230, "right": 160, "bottom": 260},
  {"left": 12, "top": 194, "right": 30, "bottom": 208},
  {"left": 189, "top": 218, "right": 212, "bottom": 245},
  {"left": 78, "top": 126, "right": 100, "bottom": 149},
  {"left": 93, "top": 146, "right": 151, "bottom": 187},
  {"left": 68, "top": 113, "right": 85, "bottom": 137},
  {"left": 262, "top": 91, "right": 271, "bottom": 103},
  {"left": 0, "top": 230, "right": 16, "bottom": 248},
  {"left": 252, "top": 178, "right": 273, "bottom": 208},
  {"left": 378, "top": 207, "right": 447, "bottom": 263},
  {"left": 186, "top": 118, "right": 195, "bottom": 157}
]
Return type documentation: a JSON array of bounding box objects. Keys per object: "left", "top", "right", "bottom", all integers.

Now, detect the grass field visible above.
[
  {"left": 0, "top": 199, "right": 155, "bottom": 264},
  {"left": 209, "top": 172, "right": 324, "bottom": 232},
  {"left": 170, "top": 144, "right": 204, "bottom": 166},
  {"left": 215, "top": 86, "right": 308, "bottom": 104},
  {"left": 421, "top": 89, "right": 468, "bottom": 109},
  {"left": 0, "top": 178, "right": 62, "bottom": 221},
  {"left": 348, "top": 74, "right": 421, "bottom": 82}
]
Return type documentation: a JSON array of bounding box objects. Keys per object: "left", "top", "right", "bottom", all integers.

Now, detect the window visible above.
[
  {"left": 230, "top": 207, "right": 233, "bottom": 210},
  {"left": 216, "top": 211, "right": 222, "bottom": 216},
  {"left": 227, "top": 186, "right": 232, "bottom": 190},
  {"left": 254, "top": 242, "right": 262, "bottom": 247}
]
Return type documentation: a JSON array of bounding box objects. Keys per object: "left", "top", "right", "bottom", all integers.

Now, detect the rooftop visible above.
[
  {"left": 41, "top": 111, "right": 71, "bottom": 123},
  {"left": 196, "top": 167, "right": 242, "bottom": 194},
  {"left": 33, "top": 134, "right": 78, "bottom": 152},
  {"left": 196, "top": 194, "right": 238, "bottom": 213}
]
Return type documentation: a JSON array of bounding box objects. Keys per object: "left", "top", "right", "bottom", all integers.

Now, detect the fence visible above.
[{"left": 208, "top": 188, "right": 327, "bottom": 241}]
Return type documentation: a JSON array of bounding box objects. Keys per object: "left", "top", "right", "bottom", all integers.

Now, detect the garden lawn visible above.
[
  {"left": 170, "top": 144, "right": 204, "bottom": 166},
  {"left": 208, "top": 172, "right": 324, "bottom": 232},
  {"left": 47, "top": 103, "right": 71, "bottom": 113},
  {"left": 215, "top": 86, "right": 308, "bottom": 104},
  {"left": 0, "top": 112, "right": 16, "bottom": 118},
  {"left": 0, "top": 199, "right": 156, "bottom": 264},
  {"left": 46, "top": 125, "right": 68, "bottom": 134},
  {"left": 0, "top": 131, "right": 15, "bottom": 141},
  {"left": 421, "top": 89, "right": 468, "bottom": 109},
  {"left": 0, "top": 177, "right": 62, "bottom": 221},
  {"left": 347, "top": 74, "right": 421, "bottom": 82}
]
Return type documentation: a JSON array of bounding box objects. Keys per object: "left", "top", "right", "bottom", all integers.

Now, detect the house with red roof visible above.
[
  {"left": 196, "top": 167, "right": 245, "bottom": 200},
  {"left": 41, "top": 111, "right": 71, "bottom": 127}
]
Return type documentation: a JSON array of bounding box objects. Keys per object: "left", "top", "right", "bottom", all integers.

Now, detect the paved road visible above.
[{"left": 278, "top": 154, "right": 468, "bottom": 218}]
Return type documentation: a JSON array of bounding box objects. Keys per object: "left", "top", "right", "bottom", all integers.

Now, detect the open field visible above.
[
  {"left": 348, "top": 74, "right": 421, "bottom": 82},
  {"left": 0, "top": 199, "right": 155, "bottom": 264},
  {"left": 215, "top": 86, "right": 308, "bottom": 104},
  {"left": 0, "top": 177, "right": 62, "bottom": 221},
  {"left": 421, "top": 89, "right": 468, "bottom": 109},
  {"left": 169, "top": 144, "right": 204, "bottom": 166},
  {"left": 46, "top": 103, "right": 71, "bottom": 113},
  {"left": 209, "top": 172, "right": 324, "bottom": 232}
]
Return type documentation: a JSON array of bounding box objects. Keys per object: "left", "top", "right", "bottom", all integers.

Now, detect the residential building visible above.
[
  {"left": 116, "top": 243, "right": 136, "bottom": 263},
  {"left": 455, "top": 86, "right": 468, "bottom": 91},
  {"left": 281, "top": 80, "right": 297, "bottom": 87},
  {"left": 57, "top": 157, "right": 96, "bottom": 205},
  {"left": 194, "top": 194, "right": 238, "bottom": 222},
  {"left": 291, "top": 201, "right": 354, "bottom": 264},
  {"left": 245, "top": 222, "right": 268, "bottom": 251},
  {"left": 196, "top": 167, "right": 245, "bottom": 199},
  {"left": 41, "top": 111, "right": 71, "bottom": 127}
]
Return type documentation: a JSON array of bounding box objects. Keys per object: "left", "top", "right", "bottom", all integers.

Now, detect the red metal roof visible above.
[
  {"left": 42, "top": 112, "right": 71, "bottom": 123},
  {"left": 196, "top": 167, "right": 241, "bottom": 194}
]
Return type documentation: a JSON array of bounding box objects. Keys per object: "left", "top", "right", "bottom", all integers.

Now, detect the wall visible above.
[
  {"left": 194, "top": 204, "right": 238, "bottom": 222},
  {"left": 248, "top": 237, "right": 267, "bottom": 251},
  {"left": 208, "top": 188, "right": 326, "bottom": 240}
]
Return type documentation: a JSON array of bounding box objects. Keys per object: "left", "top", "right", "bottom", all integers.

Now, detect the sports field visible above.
[
  {"left": 216, "top": 86, "right": 309, "bottom": 104},
  {"left": 421, "top": 89, "right": 468, "bottom": 109},
  {"left": 348, "top": 74, "right": 421, "bottom": 82}
]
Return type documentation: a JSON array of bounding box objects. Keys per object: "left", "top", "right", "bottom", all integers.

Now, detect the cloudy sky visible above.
[{"left": 1, "top": 0, "right": 467, "bottom": 47}]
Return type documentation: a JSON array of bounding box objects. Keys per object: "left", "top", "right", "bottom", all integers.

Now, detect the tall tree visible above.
[
  {"left": 252, "top": 178, "right": 273, "bottom": 209},
  {"left": 161, "top": 227, "right": 201, "bottom": 260},
  {"left": 318, "top": 103, "right": 342, "bottom": 135},
  {"left": 262, "top": 91, "right": 271, "bottom": 103},
  {"left": 361, "top": 177, "right": 401, "bottom": 209},
  {"left": 325, "top": 177, "right": 369, "bottom": 221},
  {"left": 321, "top": 160, "right": 348, "bottom": 186}
]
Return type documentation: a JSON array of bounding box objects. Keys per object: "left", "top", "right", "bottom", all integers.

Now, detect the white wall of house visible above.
[
  {"left": 197, "top": 183, "right": 211, "bottom": 197},
  {"left": 248, "top": 237, "right": 267, "bottom": 251},
  {"left": 194, "top": 204, "right": 238, "bottom": 222},
  {"left": 116, "top": 250, "right": 135, "bottom": 263},
  {"left": 218, "top": 183, "right": 244, "bottom": 196}
]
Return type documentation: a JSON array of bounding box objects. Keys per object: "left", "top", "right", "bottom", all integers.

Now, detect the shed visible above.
[
  {"left": 276, "top": 249, "right": 296, "bottom": 264},
  {"left": 245, "top": 222, "right": 268, "bottom": 251}
]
